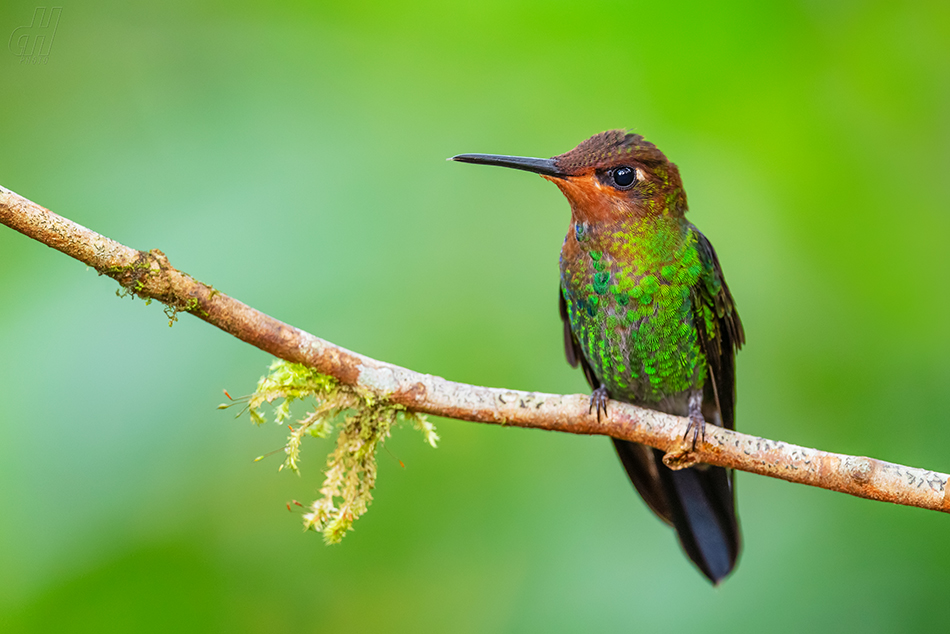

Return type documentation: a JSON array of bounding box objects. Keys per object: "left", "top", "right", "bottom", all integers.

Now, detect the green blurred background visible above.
[{"left": 1, "top": 1, "right": 949, "bottom": 631}]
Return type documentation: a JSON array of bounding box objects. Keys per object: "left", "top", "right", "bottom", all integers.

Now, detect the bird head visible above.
[{"left": 452, "top": 129, "right": 687, "bottom": 225}]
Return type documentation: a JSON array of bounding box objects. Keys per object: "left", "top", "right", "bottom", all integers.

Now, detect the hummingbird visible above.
[{"left": 451, "top": 130, "right": 744, "bottom": 583}]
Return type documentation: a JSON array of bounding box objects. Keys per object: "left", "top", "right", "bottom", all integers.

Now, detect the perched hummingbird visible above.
[{"left": 452, "top": 130, "right": 744, "bottom": 583}]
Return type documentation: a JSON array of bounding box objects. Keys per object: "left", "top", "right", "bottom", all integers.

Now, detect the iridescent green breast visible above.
[{"left": 560, "top": 217, "right": 710, "bottom": 405}]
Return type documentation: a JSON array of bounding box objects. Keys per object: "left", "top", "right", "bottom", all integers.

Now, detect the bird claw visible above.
[
  {"left": 683, "top": 390, "right": 706, "bottom": 450},
  {"left": 589, "top": 386, "right": 609, "bottom": 422},
  {"left": 683, "top": 414, "right": 706, "bottom": 450},
  {"left": 665, "top": 393, "right": 707, "bottom": 469}
]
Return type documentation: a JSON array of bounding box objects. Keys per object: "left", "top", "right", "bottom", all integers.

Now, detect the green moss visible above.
[
  {"left": 101, "top": 250, "right": 209, "bottom": 326},
  {"left": 221, "top": 359, "right": 438, "bottom": 544},
  {"left": 106, "top": 257, "right": 154, "bottom": 301},
  {"left": 164, "top": 297, "right": 203, "bottom": 326}
]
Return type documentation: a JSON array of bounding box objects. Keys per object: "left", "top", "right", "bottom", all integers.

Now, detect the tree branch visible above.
[{"left": 3, "top": 183, "right": 948, "bottom": 515}]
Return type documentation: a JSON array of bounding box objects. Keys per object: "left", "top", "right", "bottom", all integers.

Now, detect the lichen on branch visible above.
[{"left": 222, "top": 360, "right": 438, "bottom": 543}]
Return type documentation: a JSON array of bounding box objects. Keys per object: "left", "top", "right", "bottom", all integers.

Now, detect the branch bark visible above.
[{"left": 3, "top": 183, "right": 948, "bottom": 514}]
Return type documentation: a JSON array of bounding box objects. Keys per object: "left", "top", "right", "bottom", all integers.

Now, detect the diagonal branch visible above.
[{"left": 2, "top": 183, "right": 949, "bottom": 514}]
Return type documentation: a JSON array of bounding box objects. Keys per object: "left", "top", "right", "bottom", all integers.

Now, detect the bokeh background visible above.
[{"left": 2, "top": 1, "right": 949, "bottom": 631}]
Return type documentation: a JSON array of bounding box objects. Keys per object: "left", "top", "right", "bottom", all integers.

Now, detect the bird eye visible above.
[{"left": 611, "top": 166, "right": 637, "bottom": 189}]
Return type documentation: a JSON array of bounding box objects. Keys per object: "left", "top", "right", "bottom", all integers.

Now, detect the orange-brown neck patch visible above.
[{"left": 543, "top": 174, "right": 633, "bottom": 224}]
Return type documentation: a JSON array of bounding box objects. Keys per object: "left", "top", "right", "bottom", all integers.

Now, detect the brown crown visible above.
[{"left": 553, "top": 129, "right": 669, "bottom": 174}]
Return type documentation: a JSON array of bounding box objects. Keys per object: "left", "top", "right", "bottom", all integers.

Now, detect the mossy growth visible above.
[
  {"left": 103, "top": 251, "right": 206, "bottom": 326},
  {"left": 164, "top": 297, "right": 202, "bottom": 326},
  {"left": 221, "top": 359, "right": 438, "bottom": 544},
  {"left": 103, "top": 253, "right": 155, "bottom": 299}
]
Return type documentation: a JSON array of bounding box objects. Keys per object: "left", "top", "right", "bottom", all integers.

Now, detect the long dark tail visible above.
[{"left": 612, "top": 439, "right": 740, "bottom": 584}]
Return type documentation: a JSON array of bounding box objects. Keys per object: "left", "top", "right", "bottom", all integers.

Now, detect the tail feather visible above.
[
  {"left": 652, "top": 448, "right": 739, "bottom": 583},
  {"left": 613, "top": 440, "right": 740, "bottom": 584}
]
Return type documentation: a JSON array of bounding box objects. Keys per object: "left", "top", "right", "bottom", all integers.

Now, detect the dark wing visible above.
[
  {"left": 558, "top": 286, "right": 581, "bottom": 369},
  {"left": 559, "top": 286, "right": 599, "bottom": 388},
  {"left": 691, "top": 230, "right": 744, "bottom": 431},
  {"left": 681, "top": 230, "right": 743, "bottom": 581}
]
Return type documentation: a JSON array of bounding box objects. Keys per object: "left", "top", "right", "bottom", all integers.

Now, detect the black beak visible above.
[{"left": 449, "top": 153, "right": 566, "bottom": 178}]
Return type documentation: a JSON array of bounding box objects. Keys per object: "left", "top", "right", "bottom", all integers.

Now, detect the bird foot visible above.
[
  {"left": 663, "top": 393, "right": 705, "bottom": 470},
  {"left": 684, "top": 412, "right": 706, "bottom": 450},
  {"left": 588, "top": 386, "right": 609, "bottom": 422},
  {"left": 684, "top": 390, "right": 706, "bottom": 450}
]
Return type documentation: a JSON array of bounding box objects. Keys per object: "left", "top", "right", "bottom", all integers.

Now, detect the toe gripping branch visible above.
[
  {"left": 664, "top": 390, "right": 706, "bottom": 470},
  {"left": 589, "top": 385, "right": 609, "bottom": 422},
  {"left": 684, "top": 389, "right": 706, "bottom": 450}
]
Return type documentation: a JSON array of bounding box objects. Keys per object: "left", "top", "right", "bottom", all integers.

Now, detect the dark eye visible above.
[{"left": 611, "top": 166, "right": 637, "bottom": 189}]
